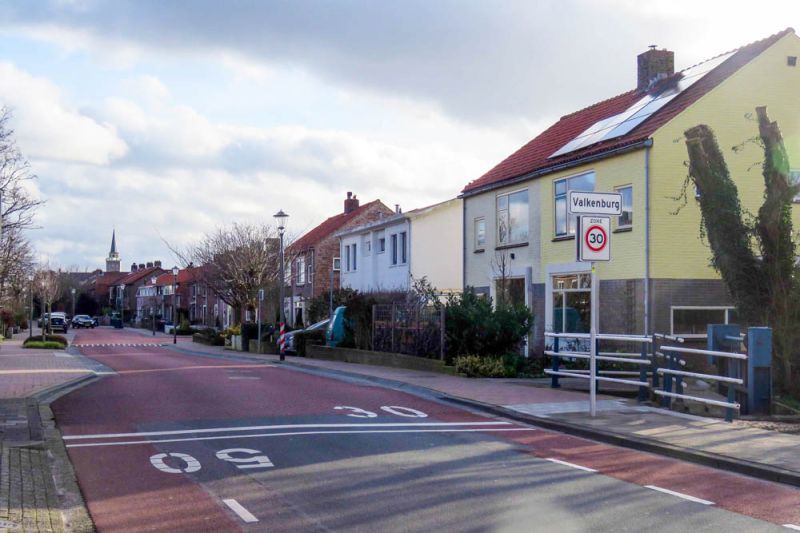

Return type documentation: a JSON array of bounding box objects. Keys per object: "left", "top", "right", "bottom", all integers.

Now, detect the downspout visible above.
[
  {"left": 461, "top": 197, "right": 467, "bottom": 291},
  {"left": 644, "top": 138, "right": 653, "bottom": 336}
]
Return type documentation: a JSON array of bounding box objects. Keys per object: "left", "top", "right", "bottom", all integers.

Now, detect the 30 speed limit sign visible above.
[{"left": 577, "top": 216, "right": 611, "bottom": 261}]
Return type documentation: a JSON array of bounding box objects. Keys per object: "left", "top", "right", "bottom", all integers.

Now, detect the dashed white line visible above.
[
  {"left": 645, "top": 485, "right": 714, "bottom": 505},
  {"left": 63, "top": 421, "right": 515, "bottom": 440},
  {"left": 223, "top": 499, "right": 258, "bottom": 523},
  {"left": 784, "top": 524, "right": 800, "bottom": 531},
  {"left": 545, "top": 458, "right": 597, "bottom": 473},
  {"left": 65, "top": 427, "right": 536, "bottom": 448}
]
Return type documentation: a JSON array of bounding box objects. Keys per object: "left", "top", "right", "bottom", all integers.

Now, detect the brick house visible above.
[
  {"left": 114, "top": 262, "right": 166, "bottom": 323},
  {"left": 286, "top": 192, "right": 393, "bottom": 326}
]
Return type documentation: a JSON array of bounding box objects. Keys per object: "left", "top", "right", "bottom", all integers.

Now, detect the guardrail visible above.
[{"left": 544, "top": 325, "right": 772, "bottom": 422}]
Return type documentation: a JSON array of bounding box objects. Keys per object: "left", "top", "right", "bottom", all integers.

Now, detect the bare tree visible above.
[
  {"left": 0, "top": 227, "right": 34, "bottom": 310},
  {"left": 173, "top": 223, "right": 287, "bottom": 325},
  {"left": 0, "top": 108, "right": 44, "bottom": 235},
  {"left": 34, "top": 264, "right": 62, "bottom": 336}
]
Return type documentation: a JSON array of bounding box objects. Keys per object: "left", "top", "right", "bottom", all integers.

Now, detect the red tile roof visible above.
[
  {"left": 290, "top": 199, "right": 391, "bottom": 251},
  {"left": 116, "top": 266, "right": 164, "bottom": 286},
  {"left": 463, "top": 28, "right": 795, "bottom": 194},
  {"left": 149, "top": 267, "right": 200, "bottom": 286}
]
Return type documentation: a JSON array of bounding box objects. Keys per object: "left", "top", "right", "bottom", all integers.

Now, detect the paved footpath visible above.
[{"left": 169, "top": 338, "right": 800, "bottom": 488}]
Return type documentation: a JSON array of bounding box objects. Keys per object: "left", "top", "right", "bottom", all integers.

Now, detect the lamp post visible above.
[
  {"left": 28, "top": 273, "right": 33, "bottom": 340},
  {"left": 172, "top": 266, "right": 179, "bottom": 344},
  {"left": 70, "top": 288, "right": 76, "bottom": 319},
  {"left": 274, "top": 209, "right": 288, "bottom": 360},
  {"left": 151, "top": 275, "right": 158, "bottom": 336}
]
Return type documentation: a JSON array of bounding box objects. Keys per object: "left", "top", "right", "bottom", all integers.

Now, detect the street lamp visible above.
[
  {"left": 28, "top": 273, "right": 33, "bottom": 340},
  {"left": 172, "top": 266, "right": 179, "bottom": 344},
  {"left": 70, "top": 287, "right": 76, "bottom": 318},
  {"left": 151, "top": 275, "right": 158, "bottom": 336},
  {"left": 274, "top": 209, "right": 288, "bottom": 361}
]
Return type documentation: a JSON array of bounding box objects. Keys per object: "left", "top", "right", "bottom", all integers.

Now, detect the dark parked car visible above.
[
  {"left": 71, "top": 315, "right": 95, "bottom": 328},
  {"left": 49, "top": 315, "right": 69, "bottom": 333}
]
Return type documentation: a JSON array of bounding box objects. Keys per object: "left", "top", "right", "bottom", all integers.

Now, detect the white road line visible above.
[
  {"left": 227, "top": 376, "right": 261, "bottom": 380},
  {"left": 645, "top": 485, "right": 714, "bottom": 505},
  {"left": 222, "top": 499, "right": 258, "bottom": 523},
  {"left": 545, "top": 458, "right": 597, "bottom": 473},
  {"left": 65, "top": 427, "right": 537, "bottom": 448},
  {"left": 63, "top": 421, "right": 514, "bottom": 440},
  {"left": 784, "top": 525, "right": 800, "bottom": 531}
]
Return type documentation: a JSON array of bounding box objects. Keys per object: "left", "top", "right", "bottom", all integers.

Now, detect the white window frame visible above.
[
  {"left": 391, "top": 234, "right": 398, "bottom": 265},
  {"left": 474, "top": 217, "right": 486, "bottom": 251},
  {"left": 296, "top": 255, "right": 306, "bottom": 285},
  {"left": 351, "top": 243, "right": 357, "bottom": 271},
  {"left": 345, "top": 244, "right": 351, "bottom": 272},
  {"left": 378, "top": 237, "right": 386, "bottom": 254},
  {"left": 554, "top": 171, "right": 596, "bottom": 237},
  {"left": 400, "top": 231, "right": 407, "bottom": 264},
  {"left": 670, "top": 306, "right": 736, "bottom": 339},
  {"left": 615, "top": 184, "right": 633, "bottom": 229},
  {"left": 496, "top": 188, "right": 529, "bottom": 245}
]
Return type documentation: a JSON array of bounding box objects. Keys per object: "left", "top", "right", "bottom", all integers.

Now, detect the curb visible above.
[{"left": 166, "top": 344, "right": 800, "bottom": 489}]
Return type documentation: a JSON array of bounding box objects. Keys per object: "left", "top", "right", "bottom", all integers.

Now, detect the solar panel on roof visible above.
[{"left": 548, "top": 50, "right": 736, "bottom": 159}]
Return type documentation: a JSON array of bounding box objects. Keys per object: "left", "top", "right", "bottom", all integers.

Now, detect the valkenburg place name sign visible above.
[{"left": 568, "top": 191, "right": 622, "bottom": 216}]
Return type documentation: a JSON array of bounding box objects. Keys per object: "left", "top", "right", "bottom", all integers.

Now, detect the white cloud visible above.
[{"left": 0, "top": 62, "right": 127, "bottom": 165}]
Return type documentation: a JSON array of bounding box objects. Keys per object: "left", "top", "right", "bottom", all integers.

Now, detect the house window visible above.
[
  {"left": 671, "top": 306, "right": 737, "bottom": 338},
  {"left": 551, "top": 273, "right": 591, "bottom": 334},
  {"left": 345, "top": 244, "right": 351, "bottom": 272},
  {"left": 400, "top": 231, "right": 407, "bottom": 263},
  {"left": 474, "top": 218, "right": 486, "bottom": 251},
  {"left": 554, "top": 172, "right": 595, "bottom": 236},
  {"left": 378, "top": 238, "right": 386, "bottom": 253},
  {"left": 297, "top": 256, "right": 306, "bottom": 285},
  {"left": 391, "top": 234, "right": 398, "bottom": 265},
  {"left": 352, "top": 244, "right": 357, "bottom": 271},
  {"left": 616, "top": 185, "right": 633, "bottom": 228},
  {"left": 496, "top": 189, "right": 529, "bottom": 245},
  {"left": 791, "top": 170, "right": 800, "bottom": 203}
]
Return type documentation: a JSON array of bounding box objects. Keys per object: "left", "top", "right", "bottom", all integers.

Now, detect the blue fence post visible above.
[
  {"left": 651, "top": 335, "right": 660, "bottom": 389},
  {"left": 662, "top": 349, "right": 674, "bottom": 408},
  {"left": 747, "top": 327, "right": 772, "bottom": 415},
  {"left": 638, "top": 341, "right": 648, "bottom": 402},
  {"left": 551, "top": 336, "right": 560, "bottom": 388},
  {"left": 594, "top": 338, "right": 600, "bottom": 395}
]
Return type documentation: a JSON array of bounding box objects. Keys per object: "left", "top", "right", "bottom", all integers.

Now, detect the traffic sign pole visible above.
[{"left": 590, "top": 261, "right": 597, "bottom": 417}]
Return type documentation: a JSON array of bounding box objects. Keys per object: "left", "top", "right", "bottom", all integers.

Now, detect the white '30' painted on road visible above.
[
  {"left": 334, "top": 405, "right": 428, "bottom": 418},
  {"left": 150, "top": 448, "right": 273, "bottom": 474}
]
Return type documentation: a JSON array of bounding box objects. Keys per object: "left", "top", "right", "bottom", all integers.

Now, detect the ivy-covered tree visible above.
[{"left": 683, "top": 106, "right": 800, "bottom": 396}]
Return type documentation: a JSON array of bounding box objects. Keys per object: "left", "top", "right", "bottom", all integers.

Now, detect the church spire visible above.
[
  {"left": 106, "top": 229, "right": 121, "bottom": 273},
  {"left": 110, "top": 229, "right": 117, "bottom": 254}
]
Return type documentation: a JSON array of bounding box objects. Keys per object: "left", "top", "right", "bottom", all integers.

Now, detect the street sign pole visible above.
[
  {"left": 590, "top": 261, "right": 597, "bottom": 417},
  {"left": 257, "top": 288, "right": 264, "bottom": 354}
]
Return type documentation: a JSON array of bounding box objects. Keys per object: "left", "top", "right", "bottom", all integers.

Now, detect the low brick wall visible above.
[{"left": 306, "top": 345, "right": 455, "bottom": 375}]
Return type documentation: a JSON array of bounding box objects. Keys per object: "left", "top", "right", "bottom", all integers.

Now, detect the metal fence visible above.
[{"left": 372, "top": 303, "right": 445, "bottom": 359}]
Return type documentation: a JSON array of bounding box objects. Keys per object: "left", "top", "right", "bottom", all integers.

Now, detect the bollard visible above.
[
  {"left": 551, "top": 336, "right": 561, "bottom": 388},
  {"left": 747, "top": 327, "right": 772, "bottom": 415}
]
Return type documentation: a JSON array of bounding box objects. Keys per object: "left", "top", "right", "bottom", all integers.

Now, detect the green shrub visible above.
[
  {"left": 445, "top": 290, "right": 533, "bottom": 362},
  {"left": 454, "top": 355, "right": 506, "bottom": 377},
  {"left": 23, "top": 334, "right": 67, "bottom": 347},
  {"left": 23, "top": 341, "right": 66, "bottom": 349}
]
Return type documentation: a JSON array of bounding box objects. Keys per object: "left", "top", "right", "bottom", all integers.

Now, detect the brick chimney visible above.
[
  {"left": 146, "top": 261, "right": 153, "bottom": 268},
  {"left": 637, "top": 46, "right": 674, "bottom": 92},
  {"left": 154, "top": 260, "right": 162, "bottom": 268},
  {"left": 131, "top": 263, "right": 138, "bottom": 272},
  {"left": 344, "top": 191, "right": 360, "bottom": 214},
  {"left": 138, "top": 263, "right": 145, "bottom": 270}
]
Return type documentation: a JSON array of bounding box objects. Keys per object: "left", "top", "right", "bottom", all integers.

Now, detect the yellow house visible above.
[{"left": 461, "top": 28, "right": 800, "bottom": 352}]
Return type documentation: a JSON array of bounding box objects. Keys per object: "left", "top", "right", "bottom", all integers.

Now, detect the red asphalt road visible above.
[{"left": 55, "top": 328, "right": 800, "bottom": 531}]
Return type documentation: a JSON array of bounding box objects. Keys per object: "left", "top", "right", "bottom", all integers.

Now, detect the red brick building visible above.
[{"left": 286, "top": 192, "right": 393, "bottom": 326}]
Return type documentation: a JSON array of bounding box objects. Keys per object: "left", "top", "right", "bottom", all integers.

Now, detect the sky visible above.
[{"left": 0, "top": 0, "right": 797, "bottom": 270}]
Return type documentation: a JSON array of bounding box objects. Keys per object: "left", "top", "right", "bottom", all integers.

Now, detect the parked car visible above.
[
  {"left": 49, "top": 314, "right": 69, "bottom": 333},
  {"left": 284, "top": 319, "right": 330, "bottom": 354},
  {"left": 71, "top": 315, "right": 96, "bottom": 328},
  {"left": 39, "top": 312, "right": 68, "bottom": 329}
]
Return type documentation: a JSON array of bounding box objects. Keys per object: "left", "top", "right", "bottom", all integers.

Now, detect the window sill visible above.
[
  {"left": 552, "top": 235, "right": 575, "bottom": 242},
  {"left": 613, "top": 227, "right": 633, "bottom": 233},
  {"left": 473, "top": 248, "right": 485, "bottom": 254},
  {"left": 495, "top": 242, "right": 528, "bottom": 251}
]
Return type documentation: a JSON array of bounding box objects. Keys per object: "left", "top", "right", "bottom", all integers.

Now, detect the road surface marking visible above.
[
  {"left": 545, "top": 458, "right": 597, "bottom": 473},
  {"left": 150, "top": 452, "right": 201, "bottom": 474},
  {"left": 644, "top": 485, "right": 714, "bottom": 505},
  {"left": 784, "top": 525, "right": 800, "bottom": 531},
  {"left": 216, "top": 448, "right": 274, "bottom": 469},
  {"left": 223, "top": 499, "right": 258, "bottom": 523},
  {"left": 66, "top": 427, "right": 537, "bottom": 448},
  {"left": 380, "top": 406, "right": 428, "bottom": 418},
  {"left": 63, "top": 421, "right": 515, "bottom": 440},
  {"left": 227, "top": 376, "right": 261, "bottom": 380}
]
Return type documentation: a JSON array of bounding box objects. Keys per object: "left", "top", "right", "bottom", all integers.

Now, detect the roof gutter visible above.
[{"left": 460, "top": 139, "right": 650, "bottom": 199}]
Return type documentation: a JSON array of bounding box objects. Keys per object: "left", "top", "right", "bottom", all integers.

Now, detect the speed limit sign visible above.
[{"left": 578, "top": 216, "right": 611, "bottom": 261}]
